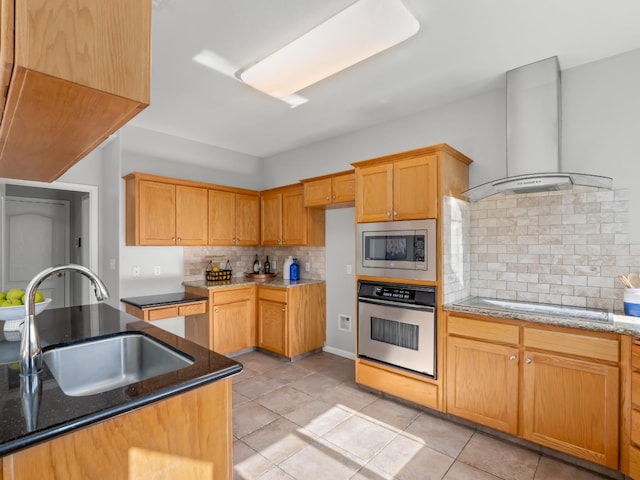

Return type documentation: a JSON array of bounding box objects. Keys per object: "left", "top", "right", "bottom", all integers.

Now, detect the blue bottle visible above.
[{"left": 289, "top": 258, "right": 300, "bottom": 281}]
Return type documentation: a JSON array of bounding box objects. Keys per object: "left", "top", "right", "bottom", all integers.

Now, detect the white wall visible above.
[
  {"left": 262, "top": 89, "right": 506, "bottom": 189},
  {"left": 324, "top": 208, "right": 356, "bottom": 357}
]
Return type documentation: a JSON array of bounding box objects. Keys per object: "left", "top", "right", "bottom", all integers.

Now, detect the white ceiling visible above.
[{"left": 129, "top": 0, "right": 640, "bottom": 159}]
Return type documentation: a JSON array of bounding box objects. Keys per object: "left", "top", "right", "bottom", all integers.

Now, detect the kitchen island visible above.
[{"left": 0, "top": 303, "right": 242, "bottom": 479}]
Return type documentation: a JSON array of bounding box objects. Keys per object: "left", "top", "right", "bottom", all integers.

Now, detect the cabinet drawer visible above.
[
  {"left": 447, "top": 315, "right": 519, "bottom": 345},
  {"left": 148, "top": 306, "right": 179, "bottom": 321},
  {"left": 523, "top": 328, "right": 619, "bottom": 362},
  {"left": 633, "top": 372, "right": 640, "bottom": 405},
  {"left": 633, "top": 409, "right": 640, "bottom": 447},
  {"left": 213, "top": 287, "right": 254, "bottom": 305},
  {"left": 258, "top": 287, "right": 287, "bottom": 303},
  {"left": 178, "top": 302, "right": 206, "bottom": 316}
]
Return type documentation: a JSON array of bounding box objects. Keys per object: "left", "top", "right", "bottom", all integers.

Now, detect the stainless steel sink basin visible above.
[{"left": 42, "top": 332, "right": 194, "bottom": 396}]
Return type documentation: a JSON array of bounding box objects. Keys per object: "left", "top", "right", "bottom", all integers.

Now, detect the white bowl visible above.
[{"left": 0, "top": 298, "right": 52, "bottom": 321}]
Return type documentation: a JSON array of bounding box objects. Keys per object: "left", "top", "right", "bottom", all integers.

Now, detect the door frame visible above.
[{"left": 0, "top": 179, "right": 99, "bottom": 302}]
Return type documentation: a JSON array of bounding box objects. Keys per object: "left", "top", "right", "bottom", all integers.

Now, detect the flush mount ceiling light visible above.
[{"left": 238, "top": 0, "right": 420, "bottom": 99}]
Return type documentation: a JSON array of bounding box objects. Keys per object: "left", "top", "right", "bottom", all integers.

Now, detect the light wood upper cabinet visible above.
[
  {"left": 125, "top": 174, "right": 208, "bottom": 246},
  {"left": 355, "top": 155, "right": 436, "bottom": 222},
  {"left": 352, "top": 144, "right": 472, "bottom": 223},
  {"left": 302, "top": 170, "right": 355, "bottom": 208},
  {"left": 209, "top": 189, "right": 260, "bottom": 246},
  {"left": 0, "top": 0, "right": 151, "bottom": 182},
  {"left": 445, "top": 312, "right": 621, "bottom": 469},
  {"left": 261, "top": 184, "right": 325, "bottom": 246}
]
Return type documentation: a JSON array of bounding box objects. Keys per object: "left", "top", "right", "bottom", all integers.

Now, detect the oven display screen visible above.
[{"left": 374, "top": 286, "right": 416, "bottom": 301}]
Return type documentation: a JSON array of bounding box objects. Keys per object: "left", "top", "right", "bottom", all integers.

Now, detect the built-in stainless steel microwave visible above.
[{"left": 356, "top": 219, "right": 436, "bottom": 281}]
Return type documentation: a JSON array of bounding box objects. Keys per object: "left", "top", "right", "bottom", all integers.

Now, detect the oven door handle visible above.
[{"left": 358, "top": 298, "right": 435, "bottom": 312}]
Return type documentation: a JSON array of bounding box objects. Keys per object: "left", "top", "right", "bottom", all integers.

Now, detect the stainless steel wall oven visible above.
[{"left": 357, "top": 280, "right": 437, "bottom": 378}]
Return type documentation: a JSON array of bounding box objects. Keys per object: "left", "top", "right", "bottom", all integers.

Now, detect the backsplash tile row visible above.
[
  {"left": 183, "top": 246, "right": 326, "bottom": 282},
  {"left": 468, "top": 187, "right": 636, "bottom": 311}
]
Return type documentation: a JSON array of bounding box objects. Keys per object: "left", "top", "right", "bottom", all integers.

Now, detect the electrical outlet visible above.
[
  {"left": 132, "top": 265, "right": 141, "bottom": 277},
  {"left": 271, "top": 260, "right": 277, "bottom": 270},
  {"left": 153, "top": 266, "right": 161, "bottom": 276},
  {"left": 345, "top": 264, "right": 352, "bottom": 275},
  {"left": 304, "top": 262, "right": 311, "bottom": 272},
  {"left": 338, "top": 314, "right": 352, "bottom": 332}
]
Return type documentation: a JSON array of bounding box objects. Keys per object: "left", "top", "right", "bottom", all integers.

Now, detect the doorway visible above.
[{"left": 0, "top": 180, "right": 98, "bottom": 307}]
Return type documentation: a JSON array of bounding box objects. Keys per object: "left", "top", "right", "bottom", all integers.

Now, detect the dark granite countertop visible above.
[
  {"left": 120, "top": 292, "right": 208, "bottom": 309},
  {"left": 0, "top": 303, "right": 242, "bottom": 456}
]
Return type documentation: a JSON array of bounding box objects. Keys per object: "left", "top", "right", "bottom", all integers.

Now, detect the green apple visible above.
[
  {"left": 35, "top": 291, "right": 44, "bottom": 303},
  {"left": 0, "top": 292, "right": 5, "bottom": 301},
  {"left": 6, "top": 289, "right": 24, "bottom": 301},
  {"left": 1, "top": 299, "right": 13, "bottom": 307},
  {"left": 9, "top": 298, "right": 22, "bottom": 306}
]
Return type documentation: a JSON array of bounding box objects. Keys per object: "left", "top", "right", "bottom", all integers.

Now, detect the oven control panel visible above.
[{"left": 358, "top": 281, "right": 436, "bottom": 307}]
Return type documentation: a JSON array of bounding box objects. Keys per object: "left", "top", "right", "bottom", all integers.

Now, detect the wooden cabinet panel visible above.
[
  {"left": 208, "top": 189, "right": 236, "bottom": 245},
  {"left": 282, "top": 186, "right": 306, "bottom": 245},
  {"left": 235, "top": 193, "right": 260, "bottom": 245},
  {"left": 138, "top": 180, "right": 176, "bottom": 245},
  {"left": 260, "top": 191, "right": 283, "bottom": 246},
  {"left": 447, "top": 315, "right": 519, "bottom": 345},
  {"left": 261, "top": 184, "right": 324, "bottom": 246},
  {"left": 446, "top": 336, "right": 519, "bottom": 434},
  {"left": 522, "top": 350, "right": 619, "bottom": 468},
  {"left": 209, "top": 190, "right": 259, "bottom": 246},
  {"left": 303, "top": 171, "right": 355, "bottom": 207},
  {"left": 2, "top": 379, "right": 233, "bottom": 480},
  {"left": 175, "top": 185, "right": 208, "bottom": 245},
  {"left": 0, "top": 0, "right": 150, "bottom": 182},
  {"left": 523, "top": 327, "right": 619, "bottom": 363},
  {"left": 258, "top": 298, "right": 287, "bottom": 356},
  {"left": 355, "top": 163, "right": 393, "bottom": 222},
  {"left": 393, "top": 155, "right": 437, "bottom": 220},
  {"left": 211, "top": 287, "right": 255, "bottom": 355}
]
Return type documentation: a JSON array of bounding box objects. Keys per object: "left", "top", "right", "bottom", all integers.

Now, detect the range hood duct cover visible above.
[{"left": 463, "top": 57, "right": 612, "bottom": 202}]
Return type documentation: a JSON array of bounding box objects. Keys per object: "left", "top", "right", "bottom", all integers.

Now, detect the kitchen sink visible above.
[{"left": 42, "top": 332, "right": 194, "bottom": 396}]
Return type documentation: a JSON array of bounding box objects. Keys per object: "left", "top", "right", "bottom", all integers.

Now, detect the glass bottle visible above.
[
  {"left": 253, "top": 254, "right": 260, "bottom": 273},
  {"left": 290, "top": 258, "right": 300, "bottom": 281},
  {"left": 264, "top": 256, "right": 271, "bottom": 274}
]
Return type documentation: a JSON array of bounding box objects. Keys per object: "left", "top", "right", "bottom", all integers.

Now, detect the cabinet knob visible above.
[
  {"left": 214, "top": 308, "right": 219, "bottom": 313},
  {"left": 281, "top": 308, "right": 285, "bottom": 312},
  {"left": 386, "top": 211, "right": 391, "bottom": 217},
  {"left": 332, "top": 195, "right": 336, "bottom": 199},
  {"left": 171, "top": 237, "right": 176, "bottom": 243},
  {"left": 326, "top": 196, "right": 330, "bottom": 201},
  {"left": 177, "top": 237, "right": 182, "bottom": 243},
  {"left": 393, "top": 211, "right": 398, "bottom": 216},
  {"left": 525, "top": 358, "right": 532, "bottom": 364},
  {"left": 509, "top": 355, "right": 517, "bottom": 361}
]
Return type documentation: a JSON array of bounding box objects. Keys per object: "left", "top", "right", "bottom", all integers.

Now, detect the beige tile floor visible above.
[{"left": 232, "top": 350, "right": 619, "bottom": 480}]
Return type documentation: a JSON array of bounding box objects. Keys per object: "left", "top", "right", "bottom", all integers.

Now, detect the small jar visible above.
[{"left": 624, "top": 289, "right": 640, "bottom": 317}]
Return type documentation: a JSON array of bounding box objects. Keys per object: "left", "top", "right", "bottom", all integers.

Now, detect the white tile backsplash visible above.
[{"left": 467, "top": 187, "right": 636, "bottom": 312}]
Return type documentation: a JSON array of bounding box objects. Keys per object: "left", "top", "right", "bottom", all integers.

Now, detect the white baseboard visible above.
[{"left": 322, "top": 346, "right": 355, "bottom": 360}]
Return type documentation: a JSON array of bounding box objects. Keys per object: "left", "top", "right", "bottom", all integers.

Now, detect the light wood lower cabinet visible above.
[
  {"left": 445, "top": 312, "right": 620, "bottom": 469},
  {"left": 258, "top": 283, "right": 326, "bottom": 358},
  {"left": 446, "top": 336, "right": 519, "bottom": 434},
  {"left": 1, "top": 378, "right": 233, "bottom": 479},
  {"left": 186, "top": 283, "right": 325, "bottom": 359}
]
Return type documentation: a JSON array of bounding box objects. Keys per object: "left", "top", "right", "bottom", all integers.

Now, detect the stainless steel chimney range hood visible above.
[{"left": 463, "top": 57, "right": 612, "bottom": 202}]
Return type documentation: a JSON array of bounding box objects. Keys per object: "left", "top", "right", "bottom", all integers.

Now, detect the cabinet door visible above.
[
  {"left": 261, "top": 192, "right": 283, "bottom": 245},
  {"left": 303, "top": 178, "right": 332, "bottom": 207},
  {"left": 138, "top": 180, "right": 176, "bottom": 245},
  {"left": 235, "top": 193, "right": 260, "bottom": 246},
  {"left": 212, "top": 300, "right": 254, "bottom": 354},
  {"left": 522, "top": 350, "right": 619, "bottom": 468},
  {"left": 208, "top": 189, "right": 236, "bottom": 245},
  {"left": 258, "top": 299, "right": 287, "bottom": 356},
  {"left": 282, "top": 186, "right": 306, "bottom": 245},
  {"left": 175, "top": 185, "right": 208, "bottom": 245},
  {"left": 393, "top": 155, "right": 437, "bottom": 220},
  {"left": 332, "top": 172, "right": 355, "bottom": 203},
  {"left": 446, "top": 336, "right": 519, "bottom": 434},
  {"left": 355, "top": 163, "right": 393, "bottom": 222}
]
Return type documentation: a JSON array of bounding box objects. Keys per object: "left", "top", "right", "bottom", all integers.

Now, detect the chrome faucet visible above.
[{"left": 20, "top": 264, "right": 110, "bottom": 377}]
